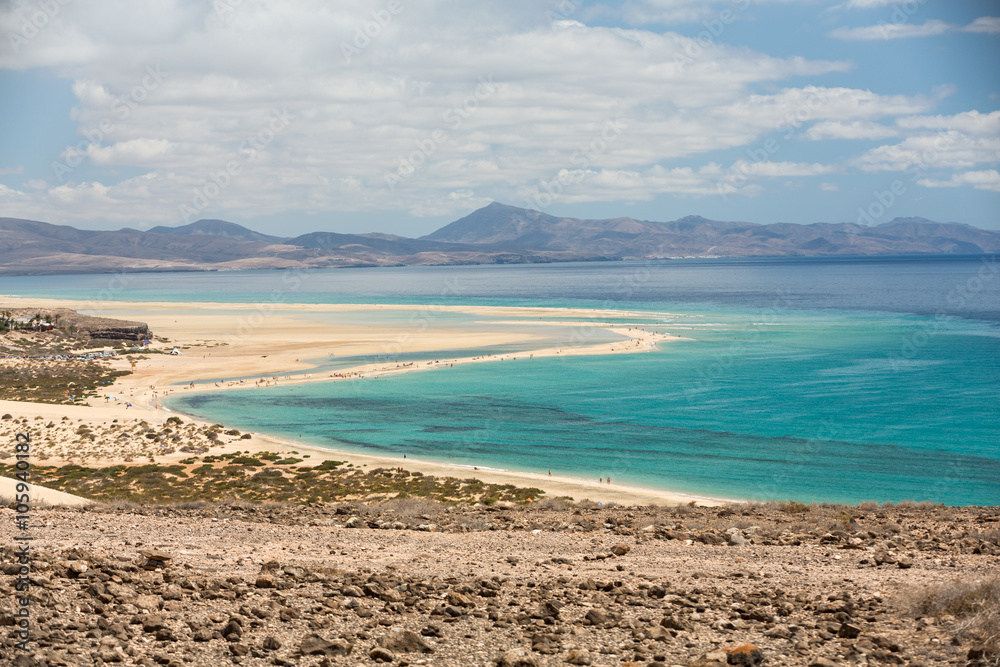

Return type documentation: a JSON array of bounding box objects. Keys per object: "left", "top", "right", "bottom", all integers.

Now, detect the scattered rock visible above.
[
  {"left": 497, "top": 648, "right": 538, "bottom": 667},
  {"left": 298, "top": 634, "right": 353, "bottom": 657},
  {"left": 370, "top": 647, "right": 395, "bottom": 662},
  {"left": 837, "top": 623, "right": 861, "bottom": 639},
  {"left": 725, "top": 643, "right": 764, "bottom": 667},
  {"left": 612, "top": 544, "right": 631, "bottom": 556},
  {"left": 380, "top": 627, "right": 433, "bottom": 654}
]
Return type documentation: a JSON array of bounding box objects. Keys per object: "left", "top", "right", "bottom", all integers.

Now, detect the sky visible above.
[{"left": 0, "top": 0, "right": 998, "bottom": 237}]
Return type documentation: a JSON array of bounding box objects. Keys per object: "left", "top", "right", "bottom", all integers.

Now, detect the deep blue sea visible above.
[{"left": 4, "top": 256, "right": 998, "bottom": 505}]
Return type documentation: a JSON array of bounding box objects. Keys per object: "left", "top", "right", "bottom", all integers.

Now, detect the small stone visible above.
[
  {"left": 68, "top": 560, "right": 89, "bottom": 576},
  {"left": 566, "top": 649, "right": 593, "bottom": 665},
  {"left": 497, "top": 649, "right": 538, "bottom": 667},
  {"left": 808, "top": 659, "right": 839, "bottom": 667},
  {"left": 612, "top": 544, "right": 631, "bottom": 556},
  {"left": 142, "top": 616, "right": 166, "bottom": 633},
  {"left": 661, "top": 615, "right": 689, "bottom": 632},
  {"left": 380, "top": 627, "right": 433, "bottom": 654},
  {"left": 724, "top": 643, "right": 764, "bottom": 667},
  {"left": 446, "top": 592, "right": 475, "bottom": 608},
  {"left": 229, "top": 644, "right": 249, "bottom": 657},
  {"left": 298, "top": 634, "right": 353, "bottom": 657},
  {"left": 420, "top": 624, "right": 443, "bottom": 638},
  {"left": 222, "top": 619, "right": 243, "bottom": 639},
  {"left": 897, "top": 558, "right": 913, "bottom": 569},
  {"left": 263, "top": 636, "right": 281, "bottom": 651},
  {"left": 155, "top": 628, "right": 177, "bottom": 642},
  {"left": 837, "top": 623, "right": 861, "bottom": 639},
  {"left": 370, "top": 647, "right": 395, "bottom": 663},
  {"left": 535, "top": 600, "right": 562, "bottom": 619}
]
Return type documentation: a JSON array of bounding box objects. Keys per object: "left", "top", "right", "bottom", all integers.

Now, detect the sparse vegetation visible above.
[
  {"left": 900, "top": 575, "right": 1000, "bottom": 660},
  {"left": 0, "top": 454, "right": 545, "bottom": 506}
]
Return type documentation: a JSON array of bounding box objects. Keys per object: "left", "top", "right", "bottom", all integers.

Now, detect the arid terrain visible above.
[{"left": 1, "top": 500, "right": 998, "bottom": 666}]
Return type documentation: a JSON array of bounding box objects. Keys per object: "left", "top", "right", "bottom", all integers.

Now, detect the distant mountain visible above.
[
  {"left": 424, "top": 204, "right": 1000, "bottom": 258},
  {"left": 0, "top": 217, "right": 310, "bottom": 274},
  {"left": 147, "top": 219, "right": 283, "bottom": 244},
  {"left": 0, "top": 205, "right": 997, "bottom": 275}
]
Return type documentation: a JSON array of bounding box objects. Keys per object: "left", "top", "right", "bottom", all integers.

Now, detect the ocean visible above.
[{"left": 4, "top": 255, "right": 998, "bottom": 505}]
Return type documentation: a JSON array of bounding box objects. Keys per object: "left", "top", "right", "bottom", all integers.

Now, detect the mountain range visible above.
[{"left": 1, "top": 202, "right": 998, "bottom": 275}]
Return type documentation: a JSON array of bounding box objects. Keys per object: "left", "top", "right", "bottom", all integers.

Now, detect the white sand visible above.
[{"left": 0, "top": 297, "right": 722, "bottom": 506}]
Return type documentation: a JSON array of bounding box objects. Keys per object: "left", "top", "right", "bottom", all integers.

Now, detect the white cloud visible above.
[
  {"left": 805, "top": 120, "right": 900, "bottom": 140},
  {"left": 897, "top": 110, "right": 1000, "bottom": 135},
  {"left": 619, "top": 0, "right": 804, "bottom": 26},
  {"left": 830, "top": 19, "right": 951, "bottom": 41},
  {"left": 730, "top": 161, "right": 838, "bottom": 177},
  {"left": 820, "top": 182, "right": 839, "bottom": 191},
  {"left": 964, "top": 17, "right": 1000, "bottom": 34},
  {"left": 843, "top": 0, "right": 897, "bottom": 8},
  {"left": 854, "top": 110, "right": 1000, "bottom": 173},
  {"left": 918, "top": 170, "right": 1000, "bottom": 193},
  {"left": 0, "top": 1, "right": 992, "bottom": 226},
  {"left": 831, "top": 16, "right": 1000, "bottom": 40},
  {"left": 85, "top": 138, "right": 177, "bottom": 165},
  {"left": 0, "top": 184, "right": 26, "bottom": 198},
  {"left": 517, "top": 159, "right": 837, "bottom": 208}
]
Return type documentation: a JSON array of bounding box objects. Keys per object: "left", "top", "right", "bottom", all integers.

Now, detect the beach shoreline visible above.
[{"left": 0, "top": 296, "right": 725, "bottom": 506}]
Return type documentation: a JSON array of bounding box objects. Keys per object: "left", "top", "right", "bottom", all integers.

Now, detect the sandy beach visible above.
[{"left": 0, "top": 296, "right": 721, "bottom": 506}]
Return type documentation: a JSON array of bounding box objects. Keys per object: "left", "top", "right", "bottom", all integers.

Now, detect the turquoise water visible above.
[
  {"left": 4, "top": 257, "right": 998, "bottom": 505},
  {"left": 168, "top": 308, "right": 999, "bottom": 505}
]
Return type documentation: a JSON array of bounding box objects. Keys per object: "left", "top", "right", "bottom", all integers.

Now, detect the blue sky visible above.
[{"left": 1, "top": 0, "right": 998, "bottom": 236}]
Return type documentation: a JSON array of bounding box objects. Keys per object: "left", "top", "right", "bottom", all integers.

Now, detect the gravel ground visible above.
[{"left": 1, "top": 501, "right": 998, "bottom": 666}]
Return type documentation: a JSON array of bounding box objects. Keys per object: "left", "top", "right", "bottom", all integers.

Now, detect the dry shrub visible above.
[
  {"left": 378, "top": 496, "right": 442, "bottom": 518},
  {"left": 95, "top": 499, "right": 142, "bottom": 512},
  {"left": 532, "top": 497, "right": 574, "bottom": 511},
  {"left": 900, "top": 574, "right": 1000, "bottom": 656},
  {"left": 778, "top": 500, "right": 811, "bottom": 514}
]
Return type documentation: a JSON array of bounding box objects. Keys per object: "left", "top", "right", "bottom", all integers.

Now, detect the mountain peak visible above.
[{"left": 148, "top": 219, "right": 282, "bottom": 244}]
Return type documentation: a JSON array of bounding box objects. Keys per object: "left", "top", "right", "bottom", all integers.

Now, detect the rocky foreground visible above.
[{"left": 1, "top": 500, "right": 998, "bottom": 667}]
